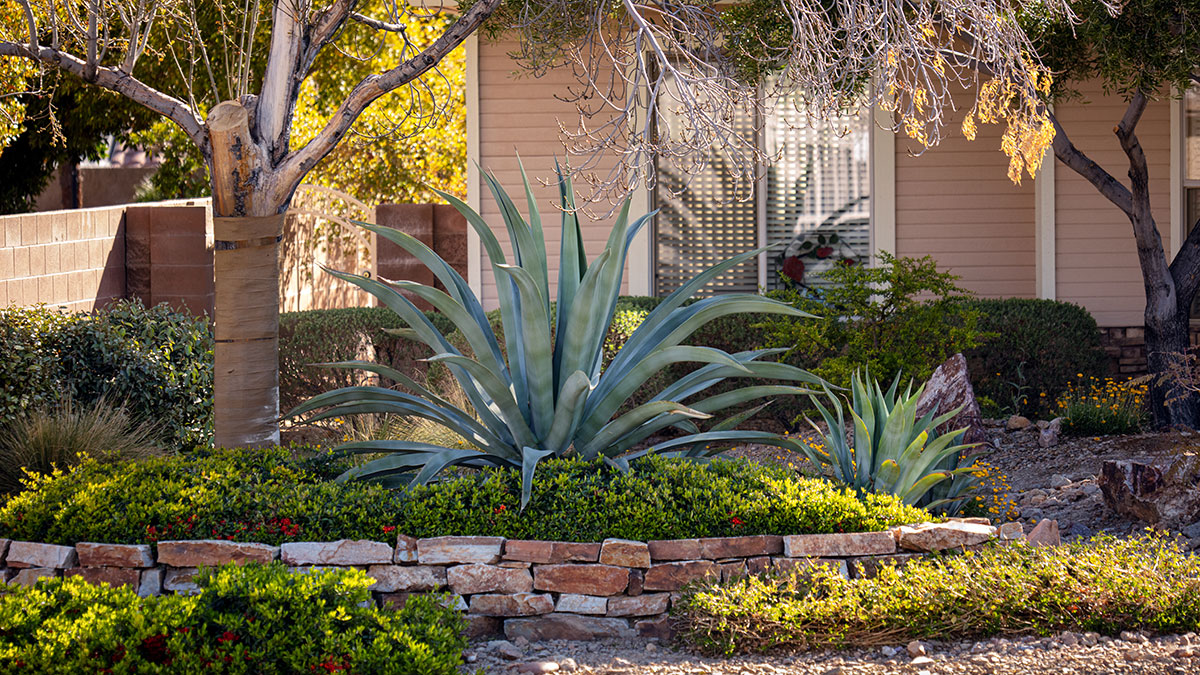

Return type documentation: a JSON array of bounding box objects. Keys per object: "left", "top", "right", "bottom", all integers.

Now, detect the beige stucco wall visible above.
[
  {"left": 1052, "top": 83, "right": 1173, "bottom": 328},
  {"left": 475, "top": 38, "right": 632, "bottom": 310},
  {"left": 893, "top": 88, "right": 1037, "bottom": 299}
]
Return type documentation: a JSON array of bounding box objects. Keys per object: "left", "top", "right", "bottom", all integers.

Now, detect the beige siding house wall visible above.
[
  {"left": 472, "top": 37, "right": 641, "bottom": 308},
  {"left": 470, "top": 39, "right": 1181, "bottom": 330}
]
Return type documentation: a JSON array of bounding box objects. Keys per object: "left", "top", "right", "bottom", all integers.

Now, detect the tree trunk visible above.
[
  {"left": 1144, "top": 301, "right": 1199, "bottom": 428},
  {"left": 207, "top": 101, "right": 286, "bottom": 448}
]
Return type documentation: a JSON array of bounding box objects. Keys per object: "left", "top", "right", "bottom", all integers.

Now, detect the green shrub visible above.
[
  {"left": 0, "top": 301, "right": 213, "bottom": 449},
  {"left": 0, "top": 449, "right": 930, "bottom": 545},
  {"left": 279, "top": 307, "right": 456, "bottom": 412},
  {"left": 0, "top": 396, "right": 164, "bottom": 494},
  {"left": 958, "top": 298, "right": 1108, "bottom": 417},
  {"left": 0, "top": 563, "right": 466, "bottom": 673},
  {"left": 677, "top": 534, "right": 1200, "bottom": 655},
  {"left": 761, "top": 254, "right": 985, "bottom": 426}
]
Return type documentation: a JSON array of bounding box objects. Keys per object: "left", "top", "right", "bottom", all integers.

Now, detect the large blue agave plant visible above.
[{"left": 290, "top": 163, "right": 823, "bottom": 505}]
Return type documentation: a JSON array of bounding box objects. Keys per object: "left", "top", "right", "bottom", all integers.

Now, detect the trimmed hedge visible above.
[
  {"left": 0, "top": 564, "right": 465, "bottom": 673},
  {"left": 0, "top": 300, "right": 213, "bottom": 449},
  {"left": 957, "top": 298, "right": 1108, "bottom": 417},
  {"left": 0, "top": 448, "right": 930, "bottom": 546},
  {"left": 278, "top": 307, "right": 455, "bottom": 412},
  {"left": 677, "top": 534, "right": 1200, "bottom": 655}
]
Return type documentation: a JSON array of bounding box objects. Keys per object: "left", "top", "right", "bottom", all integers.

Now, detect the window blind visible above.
[
  {"left": 654, "top": 104, "right": 759, "bottom": 297},
  {"left": 764, "top": 95, "right": 872, "bottom": 291}
]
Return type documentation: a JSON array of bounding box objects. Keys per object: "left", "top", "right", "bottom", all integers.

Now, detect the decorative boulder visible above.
[
  {"left": 1099, "top": 455, "right": 1200, "bottom": 529},
  {"left": 914, "top": 353, "right": 988, "bottom": 446}
]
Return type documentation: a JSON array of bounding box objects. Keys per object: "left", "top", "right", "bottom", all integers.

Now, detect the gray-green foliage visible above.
[
  {"left": 797, "top": 371, "right": 980, "bottom": 508},
  {"left": 290, "top": 163, "right": 822, "bottom": 505}
]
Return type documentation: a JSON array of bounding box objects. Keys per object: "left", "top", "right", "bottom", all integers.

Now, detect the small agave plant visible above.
[
  {"left": 796, "top": 371, "right": 982, "bottom": 508},
  {"left": 290, "top": 162, "right": 823, "bottom": 505}
]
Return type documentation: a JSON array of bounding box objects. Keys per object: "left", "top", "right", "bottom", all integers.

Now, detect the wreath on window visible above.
[{"left": 778, "top": 232, "right": 859, "bottom": 285}]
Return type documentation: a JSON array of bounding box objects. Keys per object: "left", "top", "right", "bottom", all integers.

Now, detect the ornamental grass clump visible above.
[
  {"left": 1055, "top": 375, "right": 1148, "bottom": 436},
  {"left": 677, "top": 533, "right": 1200, "bottom": 656},
  {"left": 290, "top": 162, "right": 823, "bottom": 505}
]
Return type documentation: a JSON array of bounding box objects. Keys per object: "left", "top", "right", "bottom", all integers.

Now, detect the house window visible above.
[
  {"left": 653, "top": 85, "right": 873, "bottom": 296},
  {"left": 1184, "top": 88, "right": 1200, "bottom": 317},
  {"left": 1186, "top": 88, "right": 1200, "bottom": 239}
]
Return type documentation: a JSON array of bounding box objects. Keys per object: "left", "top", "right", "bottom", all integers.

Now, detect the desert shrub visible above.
[
  {"left": 957, "top": 298, "right": 1108, "bottom": 417},
  {"left": 0, "top": 396, "right": 164, "bottom": 494},
  {"left": 0, "top": 564, "right": 466, "bottom": 674},
  {"left": 760, "top": 254, "right": 984, "bottom": 425},
  {"left": 0, "top": 449, "right": 930, "bottom": 546},
  {"left": 1054, "top": 375, "right": 1148, "bottom": 436},
  {"left": 278, "top": 307, "right": 456, "bottom": 413},
  {"left": 677, "top": 534, "right": 1200, "bottom": 655},
  {"left": 0, "top": 301, "right": 212, "bottom": 449}
]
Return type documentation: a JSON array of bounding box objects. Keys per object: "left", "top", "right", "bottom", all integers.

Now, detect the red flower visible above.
[
  {"left": 729, "top": 517, "right": 744, "bottom": 526},
  {"left": 815, "top": 246, "right": 834, "bottom": 259},
  {"left": 493, "top": 504, "right": 507, "bottom": 514},
  {"left": 217, "top": 631, "right": 238, "bottom": 644},
  {"left": 382, "top": 525, "right": 396, "bottom": 534}
]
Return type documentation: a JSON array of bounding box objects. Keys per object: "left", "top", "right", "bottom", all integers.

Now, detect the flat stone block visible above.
[
  {"left": 642, "top": 561, "right": 719, "bottom": 591},
  {"left": 784, "top": 531, "right": 897, "bottom": 558},
  {"left": 469, "top": 593, "right": 555, "bottom": 617},
  {"left": 607, "top": 593, "right": 670, "bottom": 617},
  {"left": 76, "top": 543, "right": 154, "bottom": 568},
  {"left": 418, "top": 536, "right": 504, "bottom": 565},
  {"left": 162, "top": 567, "right": 201, "bottom": 593},
  {"left": 896, "top": 522, "right": 996, "bottom": 552},
  {"left": 157, "top": 540, "right": 278, "bottom": 567},
  {"left": 7, "top": 541, "right": 77, "bottom": 569},
  {"left": 503, "top": 540, "right": 601, "bottom": 564},
  {"left": 505, "top": 614, "right": 635, "bottom": 641},
  {"left": 366, "top": 565, "right": 446, "bottom": 592},
  {"left": 647, "top": 539, "right": 702, "bottom": 561},
  {"left": 138, "top": 568, "right": 163, "bottom": 597},
  {"left": 533, "top": 564, "right": 629, "bottom": 596},
  {"left": 698, "top": 535, "right": 782, "bottom": 559},
  {"left": 447, "top": 564, "right": 533, "bottom": 595},
  {"left": 9, "top": 568, "right": 57, "bottom": 587},
  {"left": 395, "top": 535, "right": 418, "bottom": 563},
  {"left": 555, "top": 594, "right": 608, "bottom": 615},
  {"left": 280, "top": 540, "right": 393, "bottom": 566},
  {"left": 599, "top": 539, "right": 650, "bottom": 568}
]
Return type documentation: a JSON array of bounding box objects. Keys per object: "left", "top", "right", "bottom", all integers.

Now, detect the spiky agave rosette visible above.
[{"left": 289, "top": 161, "right": 825, "bottom": 506}]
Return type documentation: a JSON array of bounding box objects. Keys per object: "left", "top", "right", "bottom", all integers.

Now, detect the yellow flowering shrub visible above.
[{"left": 1054, "top": 375, "right": 1148, "bottom": 436}]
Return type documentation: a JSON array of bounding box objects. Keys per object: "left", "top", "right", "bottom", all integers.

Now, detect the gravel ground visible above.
[{"left": 467, "top": 631, "right": 1200, "bottom": 674}]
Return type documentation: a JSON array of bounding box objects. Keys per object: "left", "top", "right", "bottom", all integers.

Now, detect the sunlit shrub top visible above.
[{"left": 0, "top": 448, "right": 930, "bottom": 546}]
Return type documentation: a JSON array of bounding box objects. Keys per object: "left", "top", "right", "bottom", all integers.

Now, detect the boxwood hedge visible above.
[{"left": 0, "top": 448, "right": 930, "bottom": 546}]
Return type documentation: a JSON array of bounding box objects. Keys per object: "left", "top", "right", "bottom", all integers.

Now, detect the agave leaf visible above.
[
  {"left": 578, "top": 400, "right": 712, "bottom": 459},
  {"left": 427, "top": 354, "right": 538, "bottom": 448},
  {"left": 516, "top": 155, "right": 550, "bottom": 306},
  {"left": 900, "top": 471, "right": 952, "bottom": 505},
  {"left": 874, "top": 458, "right": 901, "bottom": 493},
  {"left": 543, "top": 370, "right": 592, "bottom": 453},
  {"left": 520, "top": 446, "right": 556, "bottom": 509},
  {"left": 558, "top": 248, "right": 614, "bottom": 380},
  {"left": 384, "top": 279, "right": 510, "bottom": 382},
  {"left": 580, "top": 345, "right": 753, "bottom": 438},
  {"left": 495, "top": 264, "right": 554, "bottom": 439}
]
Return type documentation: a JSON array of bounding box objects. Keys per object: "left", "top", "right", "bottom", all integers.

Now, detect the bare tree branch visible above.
[
  {"left": 0, "top": 41, "right": 207, "bottom": 151},
  {"left": 275, "top": 0, "right": 501, "bottom": 200},
  {"left": 349, "top": 11, "right": 406, "bottom": 34}
]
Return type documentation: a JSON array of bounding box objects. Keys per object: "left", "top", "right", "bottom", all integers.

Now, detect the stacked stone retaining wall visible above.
[{"left": 0, "top": 520, "right": 1023, "bottom": 641}]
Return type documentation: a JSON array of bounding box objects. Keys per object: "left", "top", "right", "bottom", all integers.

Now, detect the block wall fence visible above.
[
  {"left": 0, "top": 520, "right": 1023, "bottom": 642},
  {"left": 0, "top": 200, "right": 468, "bottom": 316}
]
